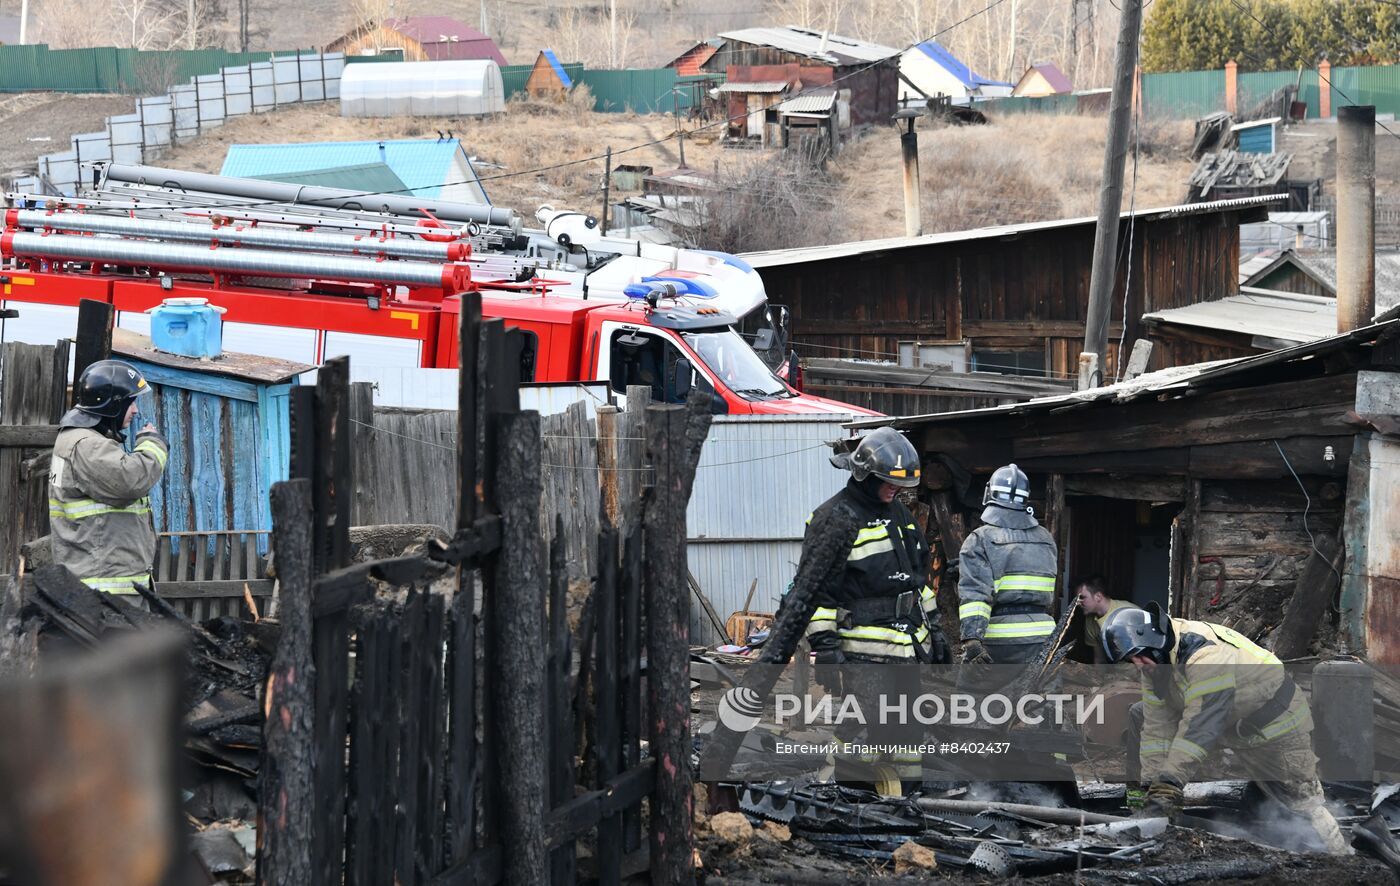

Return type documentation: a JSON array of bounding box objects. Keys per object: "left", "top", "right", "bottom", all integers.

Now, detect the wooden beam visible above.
[
  {"left": 961, "top": 320, "right": 1124, "bottom": 338},
  {"left": 259, "top": 480, "right": 315, "bottom": 886},
  {"left": 1271, "top": 531, "right": 1343, "bottom": 660},
  {"left": 0, "top": 425, "right": 60, "bottom": 447},
  {"left": 805, "top": 358, "right": 1070, "bottom": 398},
  {"left": 1064, "top": 475, "right": 1186, "bottom": 501},
  {"left": 71, "top": 299, "right": 113, "bottom": 405}
]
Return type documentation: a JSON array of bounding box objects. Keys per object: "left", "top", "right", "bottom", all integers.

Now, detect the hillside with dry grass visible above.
[{"left": 152, "top": 98, "right": 1194, "bottom": 247}]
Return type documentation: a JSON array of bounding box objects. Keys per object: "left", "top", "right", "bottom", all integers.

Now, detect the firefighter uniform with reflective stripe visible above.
[
  {"left": 1131, "top": 617, "right": 1346, "bottom": 853},
  {"left": 49, "top": 426, "right": 168, "bottom": 594},
  {"left": 802, "top": 479, "right": 945, "bottom": 663},
  {"left": 957, "top": 504, "right": 1058, "bottom": 663}
]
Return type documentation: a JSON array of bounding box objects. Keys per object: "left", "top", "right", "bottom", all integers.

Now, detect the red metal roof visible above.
[
  {"left": 669, "top": 42, "right": 720, "bottom": 76},
  {"left": 1027, "top": 62, "right": 1073, "bottom": 94},
  {"left": 382, "top": 16, "right": 507, "bottom": 64}
]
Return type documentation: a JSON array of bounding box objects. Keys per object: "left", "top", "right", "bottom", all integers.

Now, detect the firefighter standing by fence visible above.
[
  {"left": 956, "top": 463, "right": 1059, "bottom": 666},
  {"left": 49, "top": 360, "right": 168, "bottom": 597},
  {"left": 1102, "top": 605, "right": 1349, "bottom": 854}
]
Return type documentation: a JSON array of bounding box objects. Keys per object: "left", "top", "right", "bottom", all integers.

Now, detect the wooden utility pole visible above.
[{"left": 1080, "top": 0, "right": 1142, "bottom": 387}]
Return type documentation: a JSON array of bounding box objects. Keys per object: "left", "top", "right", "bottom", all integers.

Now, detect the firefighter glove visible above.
[
  {"left": 136, "top": 426, "right": 168, "bottom": 450},
  {"left": 813, "top": 648, "right": 844, "bottom": 694},
  {"left": 1142, "top": 777, "right": 1185, "bottom": 819},
  {"left": 961, "top": 638, "right": 994, "bottom": 665}
]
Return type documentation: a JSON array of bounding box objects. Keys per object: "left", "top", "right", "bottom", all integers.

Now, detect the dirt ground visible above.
[{"left": 0, "top": 93, "right": 136, "bottom": 178}]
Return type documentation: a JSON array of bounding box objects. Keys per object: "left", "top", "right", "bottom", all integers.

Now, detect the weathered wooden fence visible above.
[
  {"left": 259, "top": 299, "right": 709, "bottom": 885},
  {"left": 0, "top": 340, "right": 69, "bottom": 578}
]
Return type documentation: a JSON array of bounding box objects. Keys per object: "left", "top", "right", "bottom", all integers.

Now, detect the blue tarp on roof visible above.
[
  {"left": 220, "top": 139, "right": 488, "bottom": 203},
  {"left": 916, "top": 40, "right": 1012, "bottom": 89},
  {"left": 541, "top": 49, "right": 573, "bottom": 88}
]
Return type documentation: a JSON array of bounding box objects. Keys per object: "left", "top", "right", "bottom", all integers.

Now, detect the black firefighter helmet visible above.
[
  {"left": 831, "top": 427, "right": 921, "bottom": 488},
  {"left": 75, "top": 360, "right": 149, "bottom": 418},
  {"left": 1101, "top": 602, "right": 1172, "bottom": 663}
]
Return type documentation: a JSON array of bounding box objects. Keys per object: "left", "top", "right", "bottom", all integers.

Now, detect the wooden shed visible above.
[
  {"left": 697, "top": 27, "right": 900, "bottom": 129},
  {"left": 112, "top": 329, "right": 309, "bottom": 542},
  {"left": 525, "top": 49, "right": 573, "bottom": 99},
  {"left": 327, "top": 16, "right": 507, "bottom": 65},
  {"left": 856, "top": 317, "right": 1400, "bottom": 663},
  {"left": 742, "top": 196, "right": 1280, "bottom": 415}
]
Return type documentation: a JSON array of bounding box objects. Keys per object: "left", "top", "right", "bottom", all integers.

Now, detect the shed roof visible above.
[
  {"left": 113, "top": 328, "right": 310, "bottom": 384},
  {"left": 1238, "top": 250, "right": 1336, "bottom": 294},
  {"left": 777, "top": 92, "right": 836, "bottom": 113},
  {"left": 1293, "top": 249, "right": 1400, "bottom": 314},
  {"left": 221, "top": 139, "right": 485, "bottom": 202},
  {"left": 849, "top": 317, "right": 1398, "bottom": 430},
  {"left": 741, "top": 195, "right": 1284, "bottom": 268},
  {"left": 1142, "top": 287, "right": 1338, "bottom": 347},
  {"left": 1230, "top": 116, "right": 1282, "bottom": 132},
  {"left": 251, "top": 161, "right": 409, "bottom": 193},
  {"left": 718, "top": 26, "right": 899, "bottom": 66},
  {"left": 1018, "top": 62, "right": 1072, "bottom": 93},
  {"left": 716, "top": 80, "right": 789, "bottom": 93},
  {"left": 381, "top": 17, "right": 507, "bottom": 63},
  {"left": 540, "top": 49, "right": 573, "bottom": 87},
  {"left": 913, "top": 40, "right": 1012, "bottom": 90}
]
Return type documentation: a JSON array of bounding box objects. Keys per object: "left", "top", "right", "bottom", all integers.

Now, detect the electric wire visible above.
[{"left": 1273, "top": 438, "right": 1344, "bottom": 588}]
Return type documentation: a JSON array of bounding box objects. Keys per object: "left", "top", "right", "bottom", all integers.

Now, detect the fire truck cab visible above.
[{"left": 465, "top": 290, "right": 871, "bottom": 416}]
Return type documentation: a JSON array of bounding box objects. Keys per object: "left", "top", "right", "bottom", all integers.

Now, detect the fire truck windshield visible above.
[{"left": 681, "top": 329, "right": 791, "bottom": 400}]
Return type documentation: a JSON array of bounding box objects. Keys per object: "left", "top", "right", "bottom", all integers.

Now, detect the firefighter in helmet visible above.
[
  {"left": 49, "top": 360, "right": 169, "bottom": 597},
  {"left": 797, "top": 427, "right": 949, "bottom": 789},
  {"left": 801, "top": 426, "right": 948, "bottom": 668},
  {"left": 1103, "top": 605, "right": 1349, "bottom": 854},
  {"left": 957, "top": 463, "right": 1058, "bottom": 665}
]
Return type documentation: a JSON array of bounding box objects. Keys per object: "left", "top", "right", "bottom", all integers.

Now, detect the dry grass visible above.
[
  {"left": 827, "top": 113, "right": 1196, "bottom": 241},
  {"left": 153, "top": 102, "right": 1196, "bottom": 246}
]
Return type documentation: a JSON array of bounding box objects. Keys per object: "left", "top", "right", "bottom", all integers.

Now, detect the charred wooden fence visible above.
[{"left": 259, "top": 299, "right": 709, "bottom": 885}]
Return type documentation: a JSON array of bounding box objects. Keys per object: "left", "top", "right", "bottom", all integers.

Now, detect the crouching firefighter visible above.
[
  {"left": 799, "top": 427, "right": 949, "bottom": 789},
  {"left": 1103, "top": 605, "right": 1349, "bottom": 855},
  {"left": 957, "top": 463, "right": 1058, "bottom": 666},
  {"left": 49, "top": 360, "right": 169, "bottom": 598}
]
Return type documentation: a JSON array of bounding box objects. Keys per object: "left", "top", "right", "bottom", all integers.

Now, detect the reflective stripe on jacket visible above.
[
  {"left": 1140, "top": 618, "right": 1312, "bottom": 785},
  {"left": 49, "top": 427, "right": 167, "bottom": 593},
  {"left": 957, "top": 505, "right": 1058, "bottom": 645},
  {"left": 801, "top": 479, "right": 937, "bottom": 661}
]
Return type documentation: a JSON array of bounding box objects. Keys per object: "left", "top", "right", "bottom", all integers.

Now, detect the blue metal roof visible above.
[
  {"left": 221, "top": 139, "right": 487, "bottom": 202},
  {"left": 541, "top": 49, "right": 572, "bottom": 88},
  {"left": 915, "top": 40, "right": 1012, "bottom": 89}
]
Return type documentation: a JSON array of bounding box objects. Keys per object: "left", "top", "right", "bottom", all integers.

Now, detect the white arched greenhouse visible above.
[{"left": 340, "top": 59, "right": 506, "bottom": 117}]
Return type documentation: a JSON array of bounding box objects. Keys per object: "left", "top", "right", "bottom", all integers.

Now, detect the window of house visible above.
[{"left": 971, "top": 348, "right": 1047, "bottom": 377}]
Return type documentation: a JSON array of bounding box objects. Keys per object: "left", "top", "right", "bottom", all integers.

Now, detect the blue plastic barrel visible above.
[{"left": 150, "top": 297, "right": 225, "bottom": 358}]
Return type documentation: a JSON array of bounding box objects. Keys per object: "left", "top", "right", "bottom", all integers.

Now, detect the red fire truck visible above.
[{"left": 0, "top": 200, "right": 872, "bottom": 416}]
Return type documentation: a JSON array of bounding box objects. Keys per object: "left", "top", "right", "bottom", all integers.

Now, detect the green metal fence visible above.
[
  {"left": 1141, "top": 68, "right": 1226, "bottom": 118},
  {"left": 0, "top": 44, "right": 312, "bottom": 94},
  {"left": 1328, "top": 65, "right": 1400, "bottom": 117},
  {"left": 1237, "top": 69, "right": 1319, "bottom": 118},
  {"left": 577, "top": 69, "right": 715, "bottom": 113}
]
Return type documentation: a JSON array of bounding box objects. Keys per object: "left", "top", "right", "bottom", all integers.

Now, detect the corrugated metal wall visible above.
[
  {"left": 0, "top": 44, "right": 315, "bottom": 93},
  {"left": 1141, "top": 68, "right": 1226, "bottom": 118},
  {"left": 1331, "top": 65, "right": 1400, "bottom": 117},
  {"left": 1238, "top": 69, "right": 1319, "bottom": 117},
  {"left": 685, "top": 414, "right": 855, "bottom": 646}
]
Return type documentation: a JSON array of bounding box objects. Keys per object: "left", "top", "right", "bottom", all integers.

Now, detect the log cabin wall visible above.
[{"left": 755, "top": 201, "right": 1262, "bottom": 384}]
